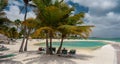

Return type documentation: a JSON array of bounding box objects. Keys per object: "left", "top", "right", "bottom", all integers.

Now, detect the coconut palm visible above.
[
  {"left": 33, "top": 0, "right": 71, "bottom": 54},
  {"left": 33, "top": 0, "right": 94, "bottom": 55},
  {"left": 58, "top": 11, "right": 94, "bottom": 53},
  {"left": 14, "top": 19, "right": 21, "bottom": 30},
  {"left": 0, "top": 0, "right": 8, "bottom": 11},
  {"left": 19, "top": 0, "right": 33, "bottom": 52},
  {"left": 8, "top": 27, "right": 19, "bottom": 39},
  {"left": 33, "top": 0, "right": 59, "bottom": 54},
  {"left": 34, "top": 27, "right": 54, "bottom": 54},
  {"left": 56, "top": 11, "right": 94, "bottom": 54},
  {"left": 32, "top": 0, "right": 76, "bottom": 54},
  {"left": 56, "top": 25, "right": 94, "bottom": 54},
  {"left": 0, "top": 17, "right": 13, "bottom": 37},
  {"left": 22, "top": 18, "right": 39, "bottom": 51}
]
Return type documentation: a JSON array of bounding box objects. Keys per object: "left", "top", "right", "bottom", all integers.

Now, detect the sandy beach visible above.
[{"left": 0, "top": 39, "right": 118, "bottom": 64}]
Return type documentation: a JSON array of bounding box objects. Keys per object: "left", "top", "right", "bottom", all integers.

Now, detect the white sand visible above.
[{"left": 0, "top": 39, "right": 117, "bottom": 64}]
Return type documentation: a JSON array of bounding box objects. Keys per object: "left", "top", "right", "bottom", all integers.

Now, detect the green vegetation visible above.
[
  {"left": 0, "top": 0, "right": 8, "bottom": 11},
  {"left": 18, "top": 0, "right": 32, "bottom": 52},
  {"left": 32, "top": 0, "right": 94, "bottom": 54},
  {"left": 0, "top": 0, "right": 94, "bottom": 54},
  {"left": 0, "top": 0, "right": 18, "bottom": 39}
]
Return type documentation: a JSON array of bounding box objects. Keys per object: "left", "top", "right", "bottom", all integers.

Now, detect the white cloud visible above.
[
  {"left": 67, "top": 0, "right": 120, "bottom": 38},
  {"left": 71, "top": 0, "right": 118, "bottom": 10},
  {"left": 4, "top": 0, "right": 120, "bottom": 38},
  {"left": 85, "top": 12, "right": 120, "bottom": 38},
  {"left": 4, "top": 5, "right": 36, "bottom": 21},
  {"left": 13, "top": 1, "right": 24, "bottom": 6}
]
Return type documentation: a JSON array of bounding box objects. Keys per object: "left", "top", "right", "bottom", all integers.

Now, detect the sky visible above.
[{"left": 4, "top": 0, "right": 120, "bottom": 38}]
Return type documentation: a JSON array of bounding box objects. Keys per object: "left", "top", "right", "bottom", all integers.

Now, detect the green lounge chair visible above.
[
  {"left": 0, "top": 47, "right": 9, "bottom": 51},
  {"left": 69, "top": 49, "right": 76, "bottom": 55},
  {"left": 59, "top": 49, "right": 68, "bottom": 56},
  {"left": 0, "top": 54, "right": 15, "bottom": 58}
]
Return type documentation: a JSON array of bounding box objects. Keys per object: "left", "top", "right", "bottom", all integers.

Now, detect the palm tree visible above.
[
  {"left": 33, "top": 0, "right": 60, "bottom": 54},
  {"left": 0, "top": 17, "right": 13, "bottom": 37},
  {"left": 33, "top": 0, "right": 94, "bottom": 55},
  {"left": 0, "top": 0, "right": 8, "bottom": 11},
  {"left": 14, "top": 19, "right": 21, "bottom": 30},
  {"left": 8, "top": 27, "right": 19, "bottom": 39},
  {"left": 32, "top": 0, "right": 75, "bottom": 54},
  {"left": 56, "top": 25, "right": 94, "bottom": 54},
  {"left": 22, "top": 18, "right": 39, "bottom": 51},
  {"left": 19, "top": 0, "right": 32, "bottom": 52},
  {"left": 34, "top": 27, "right": 54, "bottom": 54},
  {"left": 56, "top": 11, "right": 94, "bottom": 54}
]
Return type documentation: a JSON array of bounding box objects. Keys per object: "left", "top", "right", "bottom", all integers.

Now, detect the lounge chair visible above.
[
  {"left": 49, "top": 47, "right": 56, "bottom": 54},
  {"left": 62, "top": 49, "right": 68, "bottom": 54},
  {"left": 68, "top": 49, "right": 76, "bottom": 56},
  {"left": 45, "top": 47, "right": 56, "bottom": 54},
  {"left": 0, "top": 45, "right": 9, "bottom": 51},
  {"left": 58, "top": 49, "right": 68, "bottom": 56},
  {"left": 59, "top": 49, "right": 76, "bottom": 57},
  {"left": 0, "top": 54, "right": 15, "bottom": 59},
  {"left": 52, "top": 47, "right": 56, "bottom": 53}
]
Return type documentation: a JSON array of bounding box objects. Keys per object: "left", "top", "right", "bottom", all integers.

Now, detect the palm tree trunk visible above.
[
  {"left": 24, "top": 5, "right": 27, "bottom": 21},
  {"left": 19, "top": 29, "right": 26, "bottom": 52},
  {"left": 19, "top": 5, "right": 27, "bottom": 52},
  {"left": 49, "top": 33, "right": 53, "bottom": 54},
  {"left": 57, "top": 34, "right": 65, "bottom": 54},
  {"left": 46, "top": 32, "right": 49, "bottom": 54},
  {"left": 24, "top": 28, "right": 31, "bottom": 51},
  {"left": 24, "top": 35, "right": 28, "bottom": 51}
]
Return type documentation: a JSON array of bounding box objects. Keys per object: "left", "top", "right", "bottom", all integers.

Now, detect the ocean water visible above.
[
  {"left": 38, "top": 38, "right": 119, "bottom": 48},
  {"left": 39, "top": 41, "right": 106, "bottom": 48},
  {"left": 88, "top": 38, "right": 120, "bottom": 42}
]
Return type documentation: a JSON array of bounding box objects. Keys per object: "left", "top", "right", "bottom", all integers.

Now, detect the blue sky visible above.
[{"left": 4, "top": 0, "right": 120, "bottom": 38}]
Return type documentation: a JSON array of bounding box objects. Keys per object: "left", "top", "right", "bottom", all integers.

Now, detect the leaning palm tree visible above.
[
  {"left": 56, "top": 25, "right": 94, "bottom": 54},
  {"left": 19, "top": 0, "right": 32, "bottom": 52},
  {"left": 33, "top": 0, "right": 94, "bottom": 55},
  {"left": 56, "top": 12, "right": 94, "bottom": 54},
  {"left": 22, "top": 18, "right": 39, "bottom": 51},
  {"left": 33, "top": 0, "right": 74, "bottom": 54},
  {"left": 33, "top": 0, "right": 63, "bottom": 54},
  {"left": 34, "top": 27, "right": 54, "bottom": 54},
  {"left": 55, "top": 6, "right": 94, "bottom": 54}
]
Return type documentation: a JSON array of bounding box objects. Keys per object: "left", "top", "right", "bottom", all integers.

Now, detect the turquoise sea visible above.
[
  {"left": 88, "top": 38, "right": 120, "bottom": 42},
  {"left": 54, "top": 41, "right": 106, "bottom": 48},
  {"left": 38, "top": 38, "right": 120, "bottom": 48},
  {"left": 39, "top": 41, "right": 106, "bottom": 48}
]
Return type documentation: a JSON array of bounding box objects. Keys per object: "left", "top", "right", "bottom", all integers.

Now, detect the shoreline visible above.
[
  {"left": 31, "top": 39, "right": 119, "bottom": 49},
  {"left": 0, "top": 39, "right": 118, "bottom": 64}
]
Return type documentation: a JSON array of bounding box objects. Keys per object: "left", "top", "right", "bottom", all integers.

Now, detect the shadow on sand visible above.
[
  {"left": 26, "top": 54, "right": 94, "bottom": 64},
  {"left": 0, "top": 59, "right": 22, "bottom": 64},
  {"left": 73, "top": 54, "right": 94, "bottom": 60}
]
